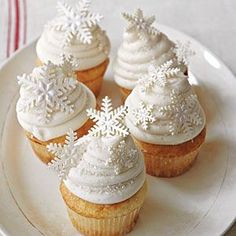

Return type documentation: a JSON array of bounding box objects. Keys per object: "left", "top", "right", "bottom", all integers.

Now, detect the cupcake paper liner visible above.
[
  {"left": 134, "top": 127, "right": 206, "bottom": 177},
  {"left": 143, "top": 145, "right": 201, "bottom": 177},
  {"left": 76, "top": 59, "right": 109, "bottom": 97},
  {"left": 67, "top": 206, "right": 140, "bottom": 236},
  {"left": 119, "top": 86, "right": 132, "bottom": 104},
  {"left": 60, "top": 181, "right": 147, "bottom": 236}
]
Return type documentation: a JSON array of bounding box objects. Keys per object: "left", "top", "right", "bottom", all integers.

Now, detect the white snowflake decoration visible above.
[
  {"left": 106, "top": 140, "right": 138, "bottom": 175},
  {"left": 17, "top": 61, "right": 78, "bottom": 124},
  {"left": 87, "top": 96, "right": 129, "bottom": 137},
  {"left": 59, "top": 54, "right": 79, "bottom": 74},
  {"left": 47, "top": 129, "right": 87, "bottom": 180},
  {"left": 132, "top": 102, "right": 156, "bottom": 130},
  {"left": 48, "top": 0, "right": 103, "bottom": 47},
  {"left": 122, "top": 8, "right": 159, "bottom": 40},
  {"left": 159, "top": 89, "right": 203, "bottom": 135},
  {"left": 138, "top": 60, "right": 180, "bottom": 93},
  {"left": 173, "top": 41, "right": 195, "bottom": 65}
]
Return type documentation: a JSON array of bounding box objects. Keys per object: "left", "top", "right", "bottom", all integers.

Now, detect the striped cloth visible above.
[{"left": 0, "top": 0, "right": 27, "bottom": 63}]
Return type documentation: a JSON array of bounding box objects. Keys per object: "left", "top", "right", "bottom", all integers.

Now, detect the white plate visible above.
[{"left": 1, "top": 25, "right": 236, "bottom": 236}]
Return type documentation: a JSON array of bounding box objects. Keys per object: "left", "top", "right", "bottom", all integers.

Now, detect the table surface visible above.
[{"left": 0, "top": 0, "right": 235, "bottom": 235}]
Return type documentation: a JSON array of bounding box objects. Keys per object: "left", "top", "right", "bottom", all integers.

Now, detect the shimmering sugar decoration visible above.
[
  {"left": 173, "top": 41, "right": 195, "bottom": 65},
  {"left": 132, "top": 102, "right": 156, "bottom": 130},
  {"left": 122, "top": 8, "right": 159, "bottom": 40},
  {"left": 47, "top": 129, "right": 87, "bottom": 180},
  {"left": 60, "top": 54, "right": 79, "bottom": 75},
  {"left": 104, "top": 179, "right": 135, "bottom": 195},
  {"left": 17, "top": 61, "right": 78, "bottom": 124},
  {"left": 48, "top": 0, "right": 103, "bottom": 47},
  {"left": 75, "top": 178, "right": 135, "bottom": 195},
  {"left": 160, "top": 89, "right": 203, "bottom": 135},
  {"left": 87, "top": 96, "right": 129, "bottom": 137},
  {"left": 139, "top": 60, "right": 180, "bottom": 93},
  {"left": 106, "top": 140, "right": 138, "bottom": 175}
]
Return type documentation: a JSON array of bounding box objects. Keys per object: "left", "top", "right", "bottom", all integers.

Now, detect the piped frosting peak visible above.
[
  {"left": 47, "top": 0, "right": 103, "bottom": 47},
  {"left": 36, "top": 1, "right": 110, "bottom": 70},
  {"left": 17, "top": 60, "right": 78, "bottom": 124},
  {"left": 172, "top": 40, "right": 195, "bottom": 66},
  {"left": 125, "top": 61, "right": 206, "bottom": 145},
  {"left": 47, "top": 97, "right": 145, "bottom": 204},
  {"left": 114, "top": 9, "right": 194, "bottom": 90},
  {"left": 16, "top": 57, "right": 96, "bottom": 141},
  {"left": 122, "top": 8, "right": 159, "bottom": 41}
]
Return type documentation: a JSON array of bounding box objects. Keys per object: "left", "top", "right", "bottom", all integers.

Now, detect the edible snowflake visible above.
[
  {"left": 60, "top": 54, "right": 79, "bottom": 75},
  {"left": 87, "top": 96, "right": 129, "bottom": 137},
  {"left": 159, "top": 90, "right": 203, "bottom": 135},
  {"left": 47, "top": 129, "right": 88, "bottom": 180},
  {"left": 48, "top": 0, "right": 103, "bottom": 47},
  {"left": 132, "top": 102, "right": 156, "bottom": 130},
  {"left": 138, "top": 60, "right": 180, "bottom": 93},
  {"left": 17, "top": 61, "right": 78, "bottom": 124},
  {"left": 106, "top": 140, "right": 138, "bottom": 175},
  {"left": 173, "top": 41, "right": 195, "bottom": 65},
  {"left": 122, "top": 8, "right": 159, "bottom": 40}
]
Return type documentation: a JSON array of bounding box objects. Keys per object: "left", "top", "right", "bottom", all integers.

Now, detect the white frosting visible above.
[
  {"left": 114, "top": 31, "right": 187, "bottom": 90},
  {"left": 125, "top": 74, "right": 206, "bottom": 145},
  {"left": 16, "top": 65, "right": 96, "bottom": 141},
  {"left": 64, "top": 135, "right": 146, "bottom": 204},
  {"left": 36, "top": 25, "right": 110, "bottom": 71}
]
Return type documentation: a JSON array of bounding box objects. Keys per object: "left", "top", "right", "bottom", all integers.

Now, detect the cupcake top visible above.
[
  {"left": 125, "top": 60, "right": 206, "bottom": 145},
  {"left": 48, "top": 97, "right": 145, "bottom": 204},
  {"left": 16, "top": 56, "right": 96, "bottom": 141},
  {"left": 114, "top": 9, "right": 194, "bottom": 90},
  {"left": 36, "top": 0, "right": 110, "bottom": 70}
]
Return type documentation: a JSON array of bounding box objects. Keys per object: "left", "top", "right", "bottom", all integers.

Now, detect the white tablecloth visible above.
[{"left": 0, "top": 0, "right": 235, "bottom": 234}]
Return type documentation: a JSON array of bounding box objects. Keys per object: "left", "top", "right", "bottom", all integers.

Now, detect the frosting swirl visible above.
[
  {"left": 64, "top": 135, "right": 145, "bottom": 204},
  {"left": 125, "top": 73, "right": 206, "bottom": 145},
  {"left": 16, "top": 63, "right": 96, "bottom": 141},
  {"left": 36, "top": 26, "right": 110, "bottom": 71},
  {"left": 114, "top": 31, "right": 187, "bottom": 90}
]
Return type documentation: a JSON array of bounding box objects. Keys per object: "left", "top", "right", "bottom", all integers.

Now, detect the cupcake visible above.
[
  {"left": 16, "top": 59, "right": 96, "bottom": 164},
  {"left": 125, "top": 60, "right": 206, "bottom": 177},
  {"left": 113, "top": 8, "right": 194, "bottom": 101},
  {"left": 48, "top": 97, "right": 147, "bottom": 236},
  {"left": 36, "top": 0, "right": 111, "bottom": 97}
]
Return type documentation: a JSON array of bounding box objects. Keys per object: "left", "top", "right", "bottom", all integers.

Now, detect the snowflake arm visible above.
[
  {"left": 138, "top": 60, "right": 180, "bottom": 93},
  {"left": 49, "top": 0, "right": 103, "bottom": 47},
  {"left": 173, "top": 41, "right": 195, "bottom": 65},
  {"left": 76, "top": 0, "right": 90, "bottom": 14},
  {"left": 17, "top": 62, "right": 78, "bottom": 124},
  {"left": 122, "top": 8, "right": 159, "bottom": 40},
  {"left": 87, "top": 96, "right": 129, "bottom": 137},
  {"left": 159, "top": 90, "right": 203, "bottom": 135},
  {"left": 106, "top": 140, "right": 138, "bottom": 175},
  {"left": 100, "top": 96, "right": 113, "bottom": 113},
  {"left": 132, "top": 102, "right": 156, "bottom": 130},
  {"left": 138, "top": 74, "right": 153, "bottom": 93},
  {"left": 157, "top": 60, "right": 180, "bottom": 78},
  {"left": 76, "top": 26, "right": 93, "bottom": 44},
  {"left": 59, "top": 54, "right": 79, "bottom": 75},
  {"left": 47, "top": 129, "right": 86, "bottom": 180}
]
